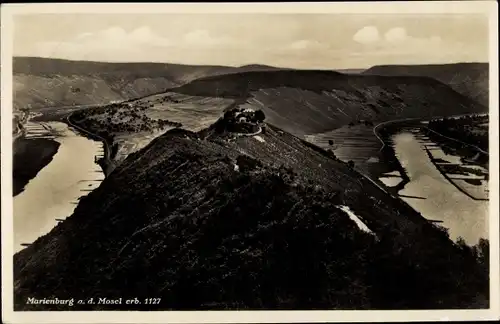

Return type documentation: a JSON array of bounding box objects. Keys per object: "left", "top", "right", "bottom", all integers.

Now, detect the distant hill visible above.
[
  {"left": 362, "top": 63, "right": 489, "bottom": 106},
  {"left": 14, "top": 121, "right": 488, "bottom": 310},
  {"left": 236, "top": 64, "right": 285, "bottom": 72},
  {"left": 169, "top": 69, "right": 487, "bottom": 136},
  {"left": 335, "top": 68, "right": 366, "bottom": 74},
  {"left": 12, "top": 57, "right": 287, "bottom": 110}
]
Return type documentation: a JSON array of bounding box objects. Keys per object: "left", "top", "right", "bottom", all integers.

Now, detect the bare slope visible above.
[
  {"left": 363, "top": 63, "right": 489, "bottom": 106},
  {"left": 14, "top": 122, "right": 488, "bottom": 311},
  {"left": 13, "top": 57, "right": 286, "bottom": 110},
  {"left": 13, "top": 57, "right": 231, "bottom": 110},
  {"left": 169, "top": 70, "right": 487, "bottom": 136}
]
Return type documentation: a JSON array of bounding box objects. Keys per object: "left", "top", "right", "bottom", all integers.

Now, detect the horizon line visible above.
[{"left": 12, "top": 55, "right": 490, "bottom": 71}]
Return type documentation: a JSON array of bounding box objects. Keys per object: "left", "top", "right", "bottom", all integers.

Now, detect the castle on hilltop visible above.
[{"left": 217, "top": 107, "right": 266, "bottom": 134}]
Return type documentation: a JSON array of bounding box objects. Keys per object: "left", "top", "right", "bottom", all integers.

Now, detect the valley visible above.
[
  {"left": 11, "top": 58, "right": 491, "bottom": 311},
  {"left": 57, "top": 68, "right": 486, "bottom": 178},
  {"left": 13, "top": 109, "right": 490, "bottom": 310},
  {"left": 66, "top": 93, "right": 235, "bottom": 173},
  {"left": 13, "top": 57, "right": 283, "bottom": 111},
  {"left": 13, "top": 121, "right": 105, "bottom": 253}
]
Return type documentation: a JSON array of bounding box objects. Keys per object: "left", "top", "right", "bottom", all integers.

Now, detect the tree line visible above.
[{"left": 427, "top": 115, "right": 488, "bottom": 152}]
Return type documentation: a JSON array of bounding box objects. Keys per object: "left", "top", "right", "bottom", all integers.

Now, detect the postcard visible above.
[{"left": 1, "top": 2, "right": 499, "bottom": 323}]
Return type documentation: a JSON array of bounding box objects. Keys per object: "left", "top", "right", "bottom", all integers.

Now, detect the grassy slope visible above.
[
  {"left": 14, "top": 124, "right": 488, "bottom": 310},
  {"left": 169, "top": 70, "right": 487, "bottom": 136},
  {"left": 363, "top": 63, "right": 489, "bottom": 106}
]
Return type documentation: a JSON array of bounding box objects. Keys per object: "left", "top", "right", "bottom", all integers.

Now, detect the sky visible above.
[{"left": 13, "top": 13, "right": 490, "bottom": 69}]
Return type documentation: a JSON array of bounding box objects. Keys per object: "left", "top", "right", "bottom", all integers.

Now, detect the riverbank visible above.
[
  {"left": 14, "top": 122, "right": 105, "bottom": 252},
  {"left": 303, "top": 119, "right": 419, "bottom": 193},
  {"left": 13, "top": 119, "right": 490, "bottom": 310},
  {"left": 13, "top": 137, "right": 60, "bottom": 196},
  {"left": 347, "top": 114, "right": 489, "bottom": 244},
  {"left": 392, "top": 131, "right": 489, "bottom": 245},
  {"left": 372, "top": 114, "right": 489, "bottom": 191},
  {"left": 66, "top": 113, "right": 115, "bottom": 176},
  {"left": 374, "top": 120, "right": 422, "bottom": 194},
  {"left": 423, "top": 126, "right": 489, "bottom": 169}
]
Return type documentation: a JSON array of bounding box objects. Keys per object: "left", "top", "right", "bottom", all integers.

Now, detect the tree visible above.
[
  {"left": 224, "top": 110, "right": 233, "bottom": 119},
  {"left": 254, "top": 109, "right": 266, "bottom": 123}
]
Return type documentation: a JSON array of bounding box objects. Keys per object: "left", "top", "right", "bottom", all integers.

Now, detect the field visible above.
[
  {"left": 304, "top": 124, "right": 383, "bottom": 174},
  {"left": 135, "top": 92, "right": 235, "bottom": 132},
  {"left": 67, "top": 92, "right": 234, "bottom": 169}
]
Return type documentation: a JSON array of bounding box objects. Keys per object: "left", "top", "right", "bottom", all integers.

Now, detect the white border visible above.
[{"left": 1, "top": 2, "right": 499, "bottom": 323}]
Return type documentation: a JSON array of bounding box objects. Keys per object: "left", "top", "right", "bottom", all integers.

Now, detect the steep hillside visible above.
[
  {"left": 12, "top": 57, "right": 229, "bottom": 110},
  {"left": 363, "top": 63, "right": 489, "bottom": 106},
  {"left": 14, "top": 120, "right": 489, "bottom": 311},
  {"left": 13, "top": 57, "right": 289, "bottom": 110},
  {"left": 170, "top": 70, "right": 487, "bottom": 136}
]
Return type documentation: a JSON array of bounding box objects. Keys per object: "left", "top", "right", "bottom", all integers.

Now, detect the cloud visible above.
[
  {"left": 353, "top": 26, "right": 443, "bottom": 48},
  {"left": 384, "top": 27, "right": 408, "bottom": 43},
  {"left": 30, "top": 26, "right": 243, "bottom": 62},
  {"left": 289, "top": 39, "right": 329, "bottom": 51},
  {"left": 350, "top": 26, "right": 449, "bottom": 60},
  {"left": 343, "top": 25, "right": 487, "bottom": 67},
  {"left": 22, "top": 22, "right": 485, "bottom": 68},
  {"left": 75, "top": 32, "right": 93, "bottom": 40},
  {"left": 383, "top": 27, "right": 443, "bottom": 47},
  {"left": 353, "top": 26, "right": 380, "bottom": 44},
  {"left": 182, "top": 29, "right": 234, "bottom": 46},
  {"left": 33, "top": 26, "right": 173, "bottom": 60},
  {"left": 129, "top": 26, "right": 173, "bottom": 45}
]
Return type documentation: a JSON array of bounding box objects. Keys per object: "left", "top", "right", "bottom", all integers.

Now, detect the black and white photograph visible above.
[{"left": 1, "top": 2, "right": 499, "bottom": 323}]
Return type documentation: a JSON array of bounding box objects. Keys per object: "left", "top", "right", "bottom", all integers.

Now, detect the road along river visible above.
[{"left": 13, "top": 121, "right": 105, "bottom": 253}]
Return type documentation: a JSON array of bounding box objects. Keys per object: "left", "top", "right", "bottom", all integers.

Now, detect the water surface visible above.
[
  {"left": 392, "top": 131, "right": 488, "bottom": 245},
  {"left": 14, "top": 122, "right": 104, "bottom": 253}
]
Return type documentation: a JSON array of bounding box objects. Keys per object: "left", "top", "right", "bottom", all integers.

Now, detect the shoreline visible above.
[
  {"left": 371, "top": 113, "right": 488, "bottom": 194},
  {"left": 13, "top": 121, "right": 107, "bottom": 254},
  {"left": 65, "top": 113, "right": 115, "bottom": 177},
  {"left": 422, "top": 145, "right": 488, "bottom": 202},
  {"left": 13, "top": 137, "right": 61, "bottom": 197},
  {"left": 374, "top": 121, "right": 417, "bottom": 194}
]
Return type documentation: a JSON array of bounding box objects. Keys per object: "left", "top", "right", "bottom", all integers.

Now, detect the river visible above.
[
  {"left": 305, "top": 119, "right": 489, "bottom": 246},
  {"left": 381, "top": 129, "right": 489, "bottom": 245},
  {"left": 13, "top": 121, "right": 104, "bottom": 253},
  {"left": 14, "top": 117, "right": 488, "bottom": 251}
]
